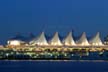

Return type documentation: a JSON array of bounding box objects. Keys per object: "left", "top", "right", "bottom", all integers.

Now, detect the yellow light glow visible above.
[{"left": 9, "top": 40, "right": 21, "bottom": 46}]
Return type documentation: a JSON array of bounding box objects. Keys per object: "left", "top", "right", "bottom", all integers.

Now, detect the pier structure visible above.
[{"left": 0, "top": 32, "right": 108, "bottom": 60}]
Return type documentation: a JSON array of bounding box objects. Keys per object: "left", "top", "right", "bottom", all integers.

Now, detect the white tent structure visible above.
[
  {"left": 49, "top": 32, "right": 62, "bottom": 46},
  {"left": 63, "top": 32, "right": 76, "bottom": 46},
  {"left": 29, "top": 32, "right": 48, "bottom": 46},
  {"left": 76, "top": 32, "right": 90, "bottom": 46},
  {"left": 89, "top": 32, "right": 103, "bottom": 46}
]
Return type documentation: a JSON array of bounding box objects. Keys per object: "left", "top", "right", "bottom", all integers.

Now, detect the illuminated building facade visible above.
[
  {"left": 7, "top": 34, "right": 28, "bottom": 46},
  {"left": 104, "top": 34, "right": 108, "bottom": 45}
]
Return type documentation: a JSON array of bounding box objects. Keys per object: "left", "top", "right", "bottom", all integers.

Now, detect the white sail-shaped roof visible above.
[
  {"left": 49, "top": 32, "right": 62, "bottom": 46},
  {"left": 29, "top": 37, "right": 38, "bottom": 45},
  {"left": 76, "top": 32, "right": 90, "bottom": 46},
  {"left": 89, "top": 32, "right": 103, "bottom": 46},
  {"left": 63, "top": 32, "right": 76, "bottom": 46},
  {"left": 30, "top": 32, "right": 48, "bottom": 46}
]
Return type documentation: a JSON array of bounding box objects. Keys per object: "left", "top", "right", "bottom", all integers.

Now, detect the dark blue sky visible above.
[{"left": 0, "top": 0, "right": 108, "bottom": 44}]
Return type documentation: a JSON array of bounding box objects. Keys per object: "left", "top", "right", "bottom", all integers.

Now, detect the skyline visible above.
[
  {"left": 0, "top": 0, "right": 108, "bottom": 44},
  {"left": 3, "top": 31, "right": 105, "bottom": 46}
]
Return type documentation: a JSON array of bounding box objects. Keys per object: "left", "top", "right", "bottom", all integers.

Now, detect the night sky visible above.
[{"left": 0, "top": 0, "right": 108, "bottom": 44}]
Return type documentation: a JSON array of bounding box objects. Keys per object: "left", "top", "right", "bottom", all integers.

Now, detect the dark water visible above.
[{"left": 0, "top": 60, "right": 108, "bottom": 72}]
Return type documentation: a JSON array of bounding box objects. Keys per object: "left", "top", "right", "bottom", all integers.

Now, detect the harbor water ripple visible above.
[{"left": 0, "top": 60, "right": 108, "bottom": 72}]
